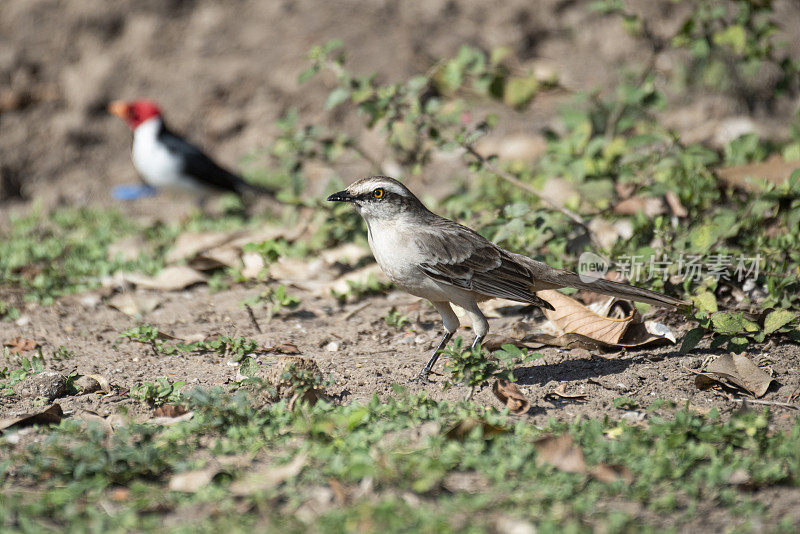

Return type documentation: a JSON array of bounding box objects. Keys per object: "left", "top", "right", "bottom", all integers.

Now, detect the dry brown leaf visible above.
[
  {"left": 693, "top": 354, "right": 773, "bottom": 398},
  {"left": 229, "top": 452, "right": 307, "bottom": 496},
  {"left": 108, "top": 293, "right": 161, "bottom": 316},
  {"left": 151, "top": 411, "right": 194, "bottom": 425},
  {"left": 154, "top": 404, "right": 189, "bottom": 418},
  {"left": 191, "top": 244, "right": 244, "bottom": 271},
  {"left": 444, "top": 418, "right": 507, "bottom": 441},
  {"left": 665, "top": 191, "right": 688, "bottom": 217},
  {"left": 77, "top": 410, "right": 114, "bottom": 433},
  {"left": 3, "top": 337, "right": 37, "bottom": 354},
  {"left": 125, "top": 266, "right": 206, "bottom": 291},
  {"left": 165, "top": 231, "right": 236, "bottom": 264},
  {"left": 717, "top": 154, "right": 800, "bottom": 191},
  {"left": 533, "top": 291, "right": 676, "bottom": 349},
  {"left": 534, "top": 433, "right": 586, "bottom": 474},
  {"left": 550, "top": 383, "right": 587, "bottom": 399},
  {"left": 328, "top": 478, "right": 348, "bottom": 505},
  {"left": 0, "top": 404, "right": 63, "bottom": 431},
  {"left": 110, "top": 488, "right": 130, "bottom": 502},
  {"left": 85, "top": 374, "right": 113, "bottom": 394},
  {"left": 539, "top": 290, "right": 632, "bottom": 345},
  {"left": 492, "top": 379, "right": 531, "bottom": 415},
  {"left": 613, "top": 196, "right": 666, "bottom": 217},
  {"left": 287, "top": 389, "right": 331, "bottom": 410},
  {"left": 266, "top": 342, "right": 302, "bottom": 354},
  {"left": 169, "top": 465, "right": 221, "bottom": 493},
  {"left": 590, "top": 463, "right": 634, "bottom": 484}
]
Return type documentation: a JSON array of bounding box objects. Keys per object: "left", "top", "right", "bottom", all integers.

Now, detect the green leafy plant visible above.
[
  {"left": 613, "top": 396, "right": 640, "bottom": 410},
  {"left": 121, "top": 325, "right": 259, "bottom": 362},
  {"left": 52, "top": 345, "right": 74, "bottom": 361},
  {"left": 682, "top": 291, "right": 798, "bottom": 352},
  {"left": 0, "top": 349, "right": 45, "bottom": 396},
  {"left": 443, "top": 339, "right": 541, "bottom": 399},
  {"left": 279, "top": 363, "right": 333, "bottom": 399},
  {"left": 0, "top": 300, "right": 19, "bottom": 322},
  {"left": 129, "top": 377, "right": 186, "bottom": 406},
  {"left": 384, "top": 308, "right": 410, "bottom": 330},
  {"left": 242, "top": 284, "right": 300, "bottom": 319}
]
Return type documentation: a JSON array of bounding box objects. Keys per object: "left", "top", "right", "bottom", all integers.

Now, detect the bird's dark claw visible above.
[{"left": 413, "top": 371, "right": 432, "bottom": 383}]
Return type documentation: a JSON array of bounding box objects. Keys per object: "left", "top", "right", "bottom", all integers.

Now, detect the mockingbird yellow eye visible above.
[{"left": 373, "top": 188, "right": 385, "bottom": 199}]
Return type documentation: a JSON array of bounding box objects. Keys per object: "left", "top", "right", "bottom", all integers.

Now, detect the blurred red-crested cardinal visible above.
[{"left": 109, "top": 99, "right": 271, "bottom": 197}]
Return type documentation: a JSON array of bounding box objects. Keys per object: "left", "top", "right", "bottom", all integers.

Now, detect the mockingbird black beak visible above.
[{"left": 327, "top": 190, "right": 353, "bottom": 202}]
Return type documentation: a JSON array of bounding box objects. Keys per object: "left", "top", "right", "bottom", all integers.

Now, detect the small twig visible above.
[
  {"left": 343, "top": 301, "right": 370, "bottom": 320},
  {"left": 731, "top": 398, "right": 798, "bottom": 409},
  {"left": 244, "top": 304, "right": 262, "bottom": 334}
]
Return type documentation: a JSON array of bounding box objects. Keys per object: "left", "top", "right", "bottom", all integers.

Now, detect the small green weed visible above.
[
  {"left": 384, "top": 307, "right": 410, "bottom": 330},
  {"left": 0, "top": 349, "right": 45, "bottom": 396},
  {"left": 129, "top": 377, "right": 186, "bottom": 406},
  {"left": 120, "top": 325, "right": 259, "bottom": 362},
  {"left": 443, "top": 340, "right": 542, "bottom": 399},
  {"left": 242, "top": 284, "right": 300, "bottom": 319}
]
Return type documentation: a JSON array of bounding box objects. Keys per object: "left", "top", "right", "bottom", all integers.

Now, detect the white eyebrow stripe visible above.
[{"left": 349, "top": 179, "right": 409, "bottom": 197}]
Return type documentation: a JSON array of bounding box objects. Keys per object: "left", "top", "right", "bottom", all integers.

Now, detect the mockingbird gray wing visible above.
[{"left": 414, "top": 218, "right": 556, "bottom": 310}]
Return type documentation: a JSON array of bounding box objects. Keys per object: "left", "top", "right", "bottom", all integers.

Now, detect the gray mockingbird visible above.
[{"left": 328, "top": 176, "right": 689, "bottom": 380}]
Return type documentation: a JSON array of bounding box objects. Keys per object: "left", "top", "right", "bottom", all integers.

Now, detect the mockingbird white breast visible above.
[{"left": 328, "top": 176, "right": 689, "bottom": 381}]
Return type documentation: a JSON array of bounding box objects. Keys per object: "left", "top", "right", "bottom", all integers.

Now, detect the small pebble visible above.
[{"left": 325, "top": 341, "right": 339, "bottom": 352}]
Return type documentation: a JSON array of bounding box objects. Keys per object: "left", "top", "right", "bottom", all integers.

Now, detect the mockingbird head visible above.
[{"left": 327, "top": 176, "right": 428, "bottom": 220}]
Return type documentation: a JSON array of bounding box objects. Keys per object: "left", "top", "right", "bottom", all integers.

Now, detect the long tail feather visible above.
[{"left": 522, "top": 258, "right": 690, "bottom": 308}]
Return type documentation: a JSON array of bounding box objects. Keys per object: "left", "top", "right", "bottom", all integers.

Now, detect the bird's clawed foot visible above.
[
  {"left": 413, "top": 330, "right": 454, "bottom": 384},
  {"left": 413, "top": 371, "right": 432, "bottom": 384}
]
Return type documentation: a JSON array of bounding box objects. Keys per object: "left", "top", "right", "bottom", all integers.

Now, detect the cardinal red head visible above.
[{"left": 108, "top": 99, "right": 162, "bottom": 129}]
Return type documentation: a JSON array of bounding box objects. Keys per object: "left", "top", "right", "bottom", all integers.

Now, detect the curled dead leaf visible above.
[
  {"left": 108, "top": 293, "right": 161, "bottom": 317},
  {"left": 266, "top": 342, "right": 302, "bottom": 354},
  {"left": 169, "top": 465, "right": 221, "bottom": 493},
  {"left": 84, "top": 374, "right": 113, "bottom": 394},
  {"left": 3, "top": 337, "right": 37, "bottom": 354},
  {"left": 151, "top": 411, "right": 194, "bottom": 425},
  {"left": 508, "top": 291, "right": 679, "bottom": 350},
  {"left": 0, "top": 404, "right": 63, "bottom": 431},
  {"left": 492, "top": 379, "right": 531, "bottom": 415},
  {"left": 154, "top": 404, "right": 189, "bottom": 418},
  {"left": 717, "top": 154, "right": 800, "bottom": 192},
  {"left": 691, "top": 354, "right": 773, "bottom": 398},
  {"left": 590, "top": 463, "right": 634, "bottom": 484},
  {"left": 124, "top": 266, "right": 206, "bottom": 291},
  {"left": 549, "top": 383, "right": 587, "bottom": 399},
  {"left": 77, "top": 410, "right": 114, "bottom": 434},
  {"left": 665, "top": 191, "right": 688, "bottom": 217},
  {"left": 229, "top": 452, "right": 307, "bottom": 496},
  {"left": 614, "top": 196, "right": 666, "bottom": 218},
  {"left": 444, "top": 418, "right": 507, "bottom": 441},
  {"left": 534, "top": 433, "right": 586, "bottom": 474}
]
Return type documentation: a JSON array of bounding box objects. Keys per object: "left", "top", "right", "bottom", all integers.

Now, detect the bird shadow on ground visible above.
[{"left": 515, "top": 356, "right": 635, "bottom": 387}]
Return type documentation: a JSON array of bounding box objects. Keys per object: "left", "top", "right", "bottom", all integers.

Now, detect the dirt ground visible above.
[
  {"left": 2, "top": 280, "right": 799, "bottom": 431},
  {"left": 2, "top": 1, "right": 800, "bottom": 427}
]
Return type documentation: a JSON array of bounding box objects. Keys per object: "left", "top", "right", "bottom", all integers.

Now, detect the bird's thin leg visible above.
[
  {"left": 471, "top": 335, "right": 485, "bottom": 350},
  {"left": 416, "top": 330, "right": 454, "bottom": 382}
]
